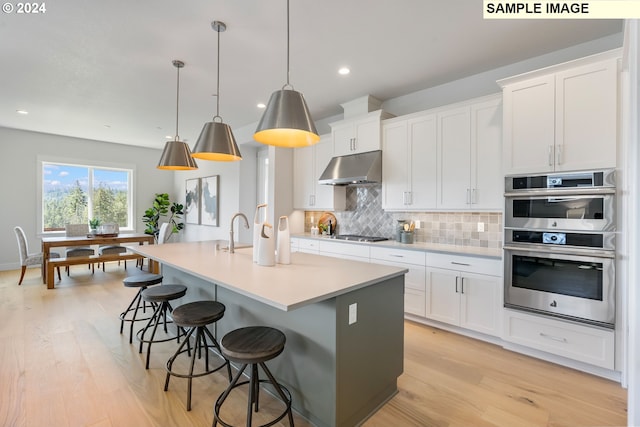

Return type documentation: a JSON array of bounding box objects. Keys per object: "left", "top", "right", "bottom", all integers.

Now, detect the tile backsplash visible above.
[{"left": 304, "top": 184, "right": 502, "bottom": 248}]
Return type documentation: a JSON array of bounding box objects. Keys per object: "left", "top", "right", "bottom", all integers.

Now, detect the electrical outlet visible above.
[
  {"left": 477, "top": 222, "right": 485, "bottom": 232},
  {"left": 414, "top": 220, "right": 421, "bottom": 229},
  {"left": 349, "top": 303, "right": 357, "bottom": 325}
]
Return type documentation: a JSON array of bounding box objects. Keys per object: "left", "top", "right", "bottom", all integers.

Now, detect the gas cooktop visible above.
[{"left": 331, "top": 234, "right": 389, "bottom": 242}]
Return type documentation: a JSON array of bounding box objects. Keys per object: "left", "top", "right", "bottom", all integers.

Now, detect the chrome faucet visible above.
[{"left": 229, "top": 212, "right": 250, "bottom": 253}]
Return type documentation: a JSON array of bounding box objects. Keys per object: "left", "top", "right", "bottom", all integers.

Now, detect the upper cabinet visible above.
[
  {"left": 293, "top": 135, "right": 345, "bottom": 211},
  {"left": 330, "top": 110, "right": 394, "bottom": 157},
  {"left": 439, "top": 97, "right": 503, "bottom": 210},
  {"left": 382, "top": 112, "right": 438, "bottom": 210},
  {"left": 500, "top": 50, "right": 619, "bottom": 175},
  {"left": 382, "top": 94, "right": 503, "bottom": 211}
]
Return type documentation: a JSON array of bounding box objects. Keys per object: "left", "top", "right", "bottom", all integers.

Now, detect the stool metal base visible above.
[
  {"left": 165, "top": 326, "right": 232, "bottom": 411},
  {"left": 136, "top": 300, "right": 188, "bottom": 369},
  {"left": 119, "top": 287, "right": 158, "bottom": 344},
  {"left": 213, "top": 361, "right": 294, "bottom": 427}
]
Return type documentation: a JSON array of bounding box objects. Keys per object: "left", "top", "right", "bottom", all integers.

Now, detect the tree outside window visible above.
[{"left": 42, "top": 162, "right": 132, "bottom": 232}]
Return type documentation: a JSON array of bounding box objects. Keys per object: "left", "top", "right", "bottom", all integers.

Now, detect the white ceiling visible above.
[{"left": 0, "top": 1, "right": 622, "bottom": 150}]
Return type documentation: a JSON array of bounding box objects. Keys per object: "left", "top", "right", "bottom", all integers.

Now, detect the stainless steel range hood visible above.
[{"left": 318, "top": 150, "right": 382, "bottom": 185}]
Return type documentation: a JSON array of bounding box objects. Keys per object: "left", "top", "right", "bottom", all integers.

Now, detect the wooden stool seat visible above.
[
  {"left": 137, "top": 284, "right": 188, "bottom": 369},
  {"left": 123, "top": 273, "right": 163, "bottom": 287},
  {"left": 164, "top": 300, "right": 232, "bottom": 411},
  {"left": 172, "top": 300, "right": 226, "bottom": 327},
  {"left": 142, "top": 284, "right": 187, "bottom": 302},
  {"left": 220, "top": 326, "right": 285, "bottom": 364},
  {"left": 213, "top": 326, "right": 293, "bottom": 427},
  {"left": 119, "top": 273, "right": 163, "bottom": 344}
]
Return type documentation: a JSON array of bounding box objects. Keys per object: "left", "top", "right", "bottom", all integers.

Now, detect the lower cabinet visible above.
[
  {"left": 503, "top": 309, "right": 615, "bottom": 369},
  {"left": 370, "top": 247, "right": 427, "bottom": 317},
  {"left": 425, "top": 253, "right": 501, "bottom": 337}
]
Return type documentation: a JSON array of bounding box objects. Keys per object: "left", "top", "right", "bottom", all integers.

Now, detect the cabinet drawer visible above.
[
  {"left": 427, "top": 252, "right": 501, "bottom": 276},
  {"left": 404, "top": 288, "right": 425, "bottom": 317},
  {"left": 503, "top": 309, "right": 614, "bottom": 369},
  {"left": 298, "top": 239, "right": 320, "bottom": 254},
  {"left": 318, "top": 240, "right": 370, "bottom": 259},
  {"left": 370, "top": 247, "right": 426, "bottom": 266}
]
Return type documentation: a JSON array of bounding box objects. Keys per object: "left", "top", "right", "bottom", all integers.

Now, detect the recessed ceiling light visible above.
[
  {"left": 103, "top": 124, "right": 111, "bottom": 129},
  {"left": 165, "top": 135, "right": 173, "bottom": 139},
  {"left": 257, "top": 103, "right": 266, "bottom": 109},
  {"left": 338, "top": 67, "right": 350, "bottom": 75},
  {"left": 16, "top": 109, "right": 29, "bottom": 115}
]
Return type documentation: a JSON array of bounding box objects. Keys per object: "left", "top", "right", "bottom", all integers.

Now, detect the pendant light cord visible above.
[
  {"left": 216, "top": 23, "right": 221, "bottom": 119},
  {"left": 174, "top": 61, "right": 181, "bottom": 140},
  {"left": 286, "top": 0, "right": 290, "bottom": 87}
]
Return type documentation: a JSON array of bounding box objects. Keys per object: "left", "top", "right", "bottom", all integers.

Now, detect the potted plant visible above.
[
  {"left": 89, "top": 218, "right": 101, "bottom": 233},
  {"left": 142, "top": 193, "right": 185, "bottom": 242}
]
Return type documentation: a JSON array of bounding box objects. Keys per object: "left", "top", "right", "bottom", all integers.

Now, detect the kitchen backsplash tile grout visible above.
[{"left": 304, "top": 185, "right": 502, "bottom": 248}]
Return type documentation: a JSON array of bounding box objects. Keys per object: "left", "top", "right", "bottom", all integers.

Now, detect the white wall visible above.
[
  {"left": 173, "top": 144, "right": 257, "bottom": 245},
  {"left": 623, "top": 19, "right": 640, "bottom": 427},
  {"left": 0, "top": 127, "right": 174, "bottom": 270}
]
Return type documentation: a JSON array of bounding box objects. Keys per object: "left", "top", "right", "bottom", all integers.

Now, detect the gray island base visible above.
[{"left": 132, "top": 241, "right": 407, "bottom": 427}]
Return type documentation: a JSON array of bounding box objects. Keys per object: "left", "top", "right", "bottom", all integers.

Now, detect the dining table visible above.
[{"left": 41, "top": 233, "right": 156, "bottom": 286}]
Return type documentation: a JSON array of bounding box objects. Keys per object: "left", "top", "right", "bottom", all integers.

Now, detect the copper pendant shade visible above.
[
  {"left": 192, "top": 21, "right": 242, "bottom": 162},
  {"left": 253, "top": 0, "right": 319, "bottom": 148},
  {"left": 158, "top": 60, "right": 198, "bottom": 170}
]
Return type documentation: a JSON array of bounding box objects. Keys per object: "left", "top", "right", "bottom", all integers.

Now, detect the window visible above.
[{"left": 41, "top": 161, "right": 133, "bottom": 232}]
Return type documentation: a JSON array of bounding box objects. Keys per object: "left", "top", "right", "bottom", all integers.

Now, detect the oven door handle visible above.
[{"left": 503, "top": 244, "right": 615, "bottom": 258}]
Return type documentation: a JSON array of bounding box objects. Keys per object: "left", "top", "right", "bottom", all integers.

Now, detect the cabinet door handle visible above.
[
  {"left": 556, "top": 144, "right": 563, "bottom": 165},
  {"left": 389, "top": 254, "right": 404, "bottom": 258},
  {"left": 539, "top": 332, "right": 568, "bottom": 343},
  {"left": 403, "top": 191, "right": 412, "bottom": 205},
  {"left": 309, "top": 195, "right": 315, "bottom": 206},
  {"left": 455, "top": 276, "right": 459, "bottom": 293},
  {"left": 472, "top": 188, "right": 477, "bottom": 204},
  {"left": 466, "top": 189, "right": 471, "bottom": 204},
  {"left": 548, "top": 145, "right": 554, "bottom": 166},
  {"left": 461, "top": 277, "right": 465, "bottom": 294},
  {"left": 451, "top": 261, "right": 471, "bottom": 266}
]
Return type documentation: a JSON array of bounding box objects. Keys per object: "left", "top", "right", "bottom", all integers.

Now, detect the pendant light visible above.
[
  {"left": 254, "top": 0, "right": 319, "bottom": 148},
  {"left": 157, "top": 60, "right": 198, "bottom": 170},
  {"left": 192, "top": 21, "right": 242, "bottom": 161}
]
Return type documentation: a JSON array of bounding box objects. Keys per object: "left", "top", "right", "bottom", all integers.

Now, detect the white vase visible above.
[
  {"left": 252, "top": 203, "right": 268, "bottom": 263},
  {"left": 257, "top": 223, "right": 275, "bottom": 267},
  {"left": 276, "top": 216, "right": 290, "bottom": 265}
]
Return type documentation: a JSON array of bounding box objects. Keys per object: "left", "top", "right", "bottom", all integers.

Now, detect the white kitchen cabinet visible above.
[
  {"left": 297, "top": 238, "right": 320, "bottom": 254},
  {"left": 500, "top": 52, "right": 619, "bottom": 174},
  {"left": 503, "top": 309, "right": 614, "bottom": 369},
  {"left": 383, "top": 95, "right": 502, "bottom": 211},
  {"left": 318, "top": 240, "right": 370, "bottom": 261},
  {"left": 438, "top": 97, "right": 503, "bottom": 210},
  {"left": 370, "top": 247, "right": 427, "bottom": 317},
  {"left": 330, "top": 110, "right": 393, "bottom": 157},
  {"left": 293, "top": 135, "right": 345, "bottom": 210},
  {"left": 382, "top": 112, "right": 438, "bottom": 210},
  {"left": 425, "top": 253, "right": 502, "bottom": 337}
]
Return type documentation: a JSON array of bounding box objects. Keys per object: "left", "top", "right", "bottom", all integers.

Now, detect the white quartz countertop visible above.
[
  {"left": 132, "top": 240, "right": 407, "bottom": 312},
  {"left": 292, "top": 234, "right": 502, "bottom": 259}
]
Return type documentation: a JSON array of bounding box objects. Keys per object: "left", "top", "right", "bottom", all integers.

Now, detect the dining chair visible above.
[
  {"left": 14, "top": 225, "right": 61, "bottom": 285},
  {"left": 64, "top": 223, "right": 95, "bottom": 275},
  {"left": 97, "top": 223, "right": 128, "bottom": 271}
]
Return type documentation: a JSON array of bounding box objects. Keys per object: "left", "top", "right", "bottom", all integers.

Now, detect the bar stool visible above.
[
  {"left": 164, "top": 300, "right": 232, "bottom": 410},
  {"left": 137, "top": 284, "right": 188, "bottom": 369},
  {"left": 119, "top": 273, "right": 163, "bottom": 343},
  {"left": 213, "top": 326, "right": 294, "bottom": 427}
]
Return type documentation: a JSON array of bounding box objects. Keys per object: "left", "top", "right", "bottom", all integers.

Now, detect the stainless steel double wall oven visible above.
[{"left": 504, "top": 169, "right": 616, "bottom": 328}]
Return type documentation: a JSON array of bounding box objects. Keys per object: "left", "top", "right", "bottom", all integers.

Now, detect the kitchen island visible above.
[{"left": 131, "top": 240, "right": 407, "bottom": 427}]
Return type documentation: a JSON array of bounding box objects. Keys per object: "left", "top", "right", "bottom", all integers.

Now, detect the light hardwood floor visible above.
[{"left": 0, "top": 266, "right": 627, "bottom": 427}]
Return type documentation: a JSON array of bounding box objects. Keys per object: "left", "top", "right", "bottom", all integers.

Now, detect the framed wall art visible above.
[
  {"left": 185, "top": 178, "right": 200, "bottom": 225},
  {"left": 200, "top": 175, "right": 219, "bottom": 227}
]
